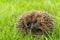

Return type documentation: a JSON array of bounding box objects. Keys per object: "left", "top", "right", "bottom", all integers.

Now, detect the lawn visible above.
[{"left": 0, "top": 0, "right": 60, "bottom": 40}]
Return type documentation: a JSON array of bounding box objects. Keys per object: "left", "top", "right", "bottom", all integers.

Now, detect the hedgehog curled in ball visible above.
[{"left": 16, "top": 10, "right": 54, "bottom": 35}]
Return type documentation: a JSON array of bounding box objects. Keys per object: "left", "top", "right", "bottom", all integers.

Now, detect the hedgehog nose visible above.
[{"left": 32, "top": 27, "right": 42, "bottom": 33}]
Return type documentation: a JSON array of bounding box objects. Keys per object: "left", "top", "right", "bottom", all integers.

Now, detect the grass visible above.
[{"left": 0, "top": 0, "right": 60, "bottom": 40}]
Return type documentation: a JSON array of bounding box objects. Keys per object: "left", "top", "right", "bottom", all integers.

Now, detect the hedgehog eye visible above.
[{"left": 27, "top": 21, "right": 31, "bottom": 26}]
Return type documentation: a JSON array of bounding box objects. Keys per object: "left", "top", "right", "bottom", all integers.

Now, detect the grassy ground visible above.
[{"left": 0, "top": 0, "right": 60, "bottom": 40}]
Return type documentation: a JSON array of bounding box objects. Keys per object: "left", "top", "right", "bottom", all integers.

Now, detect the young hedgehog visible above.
[{"left": 16, "top": 10, "right": 54, "bottom": 36}]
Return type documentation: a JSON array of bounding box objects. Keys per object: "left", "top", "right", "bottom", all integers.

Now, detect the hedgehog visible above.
[{"left": 16, "top": 10, "right": 54, "bottom": 36}]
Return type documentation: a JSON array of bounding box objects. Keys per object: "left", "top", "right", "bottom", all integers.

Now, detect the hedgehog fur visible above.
[{"left": 16, "top": 10, "right": 54, "bottom": 36}]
